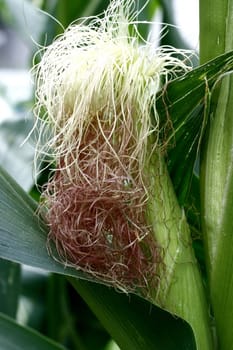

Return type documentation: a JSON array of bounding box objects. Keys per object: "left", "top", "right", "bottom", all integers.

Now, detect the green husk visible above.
[{"left": 147, "top": 152, "right": 213, "bottom": 350}]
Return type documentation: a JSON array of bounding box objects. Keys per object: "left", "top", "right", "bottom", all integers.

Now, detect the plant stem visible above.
[
  {"left": 200, "top": 0, "right": 233, "bottom": 349},
  {"left": 199, "top": 1, "right": 229, "bottom": 64}
]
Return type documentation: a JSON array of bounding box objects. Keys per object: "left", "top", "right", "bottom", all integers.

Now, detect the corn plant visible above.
[{"left": 0, "top": 0, "right": 233, "bottom": 349}]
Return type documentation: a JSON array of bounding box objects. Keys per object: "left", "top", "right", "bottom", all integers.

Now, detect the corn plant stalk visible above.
[
  {"left": 200, "top": 0, "right": 233, "bottom": 348},
  {"left": 147, "top": 151, "right": 213, "bottom": 350}
]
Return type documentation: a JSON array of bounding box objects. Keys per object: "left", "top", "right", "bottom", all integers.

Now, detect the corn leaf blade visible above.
[
  {"left": 0, "top": 312, "right": 66, "bottom": 350},
  {"left": 157, "top": 50, "right": 233, "bottom": 204}
]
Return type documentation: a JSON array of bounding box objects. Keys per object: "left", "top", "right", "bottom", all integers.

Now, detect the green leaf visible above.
[
  {"left": 0, "top": 165, "right": 90, "bottom": 281},
  {"left": 0, "top": 259, "right": 20, "bottom": 318},
  {"left": 156, "top": 50, "right": 233, "bottom": 204},
  {"left": 0, "top": 312, "right": 66, "bottom": 350},
  {"left": 70, "top": 278, "right": 196, "bottom": 350},
  {"left": 0, "top": 164, "right": 196, "bottom": 349}
]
